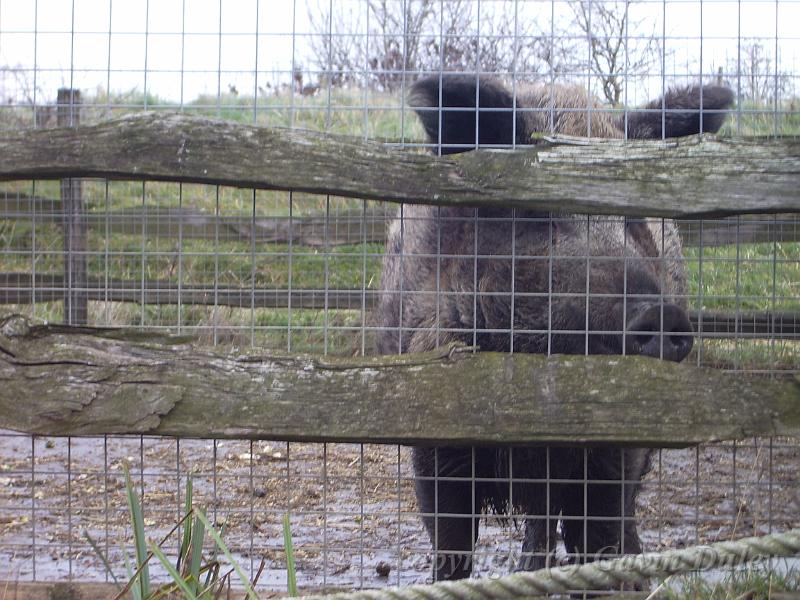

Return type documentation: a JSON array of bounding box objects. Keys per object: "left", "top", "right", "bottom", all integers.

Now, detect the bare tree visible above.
[
  {"left": 420, "top": 0, "right": 476, "bottom": 72},
  {"left": 568, "top": 0, "right": 661, "bottom": 106},
  {"left": 727, "top": 41, "right": 792, "bottom": 105},
  {"left": 1, "top": 64, "right": 41, "bottom": 105},
  {"left": 307, "top": 2, "right": 366, "bottom": 88},
  {"left": 421, "top": 0, "right": 557, "bottom": 76},
  {"left": 0, "top": 64, "right": 51, "bottom": 127},
  {"left": 308, "top": 0, "right": 434, "bottom": 92},
  {"left": 307, "top": 0, "right": 560, "bottom": 91},
  {"left": 367, "top": 0, "right": 434, "bottom": 91}
]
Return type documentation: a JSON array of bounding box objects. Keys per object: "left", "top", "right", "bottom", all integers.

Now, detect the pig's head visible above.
[
  {"left": 380, "top": 75, "right": 734, "bottom": 362},
  {"left": 497, "top": 214, "right": 694, "bottom": 362}
]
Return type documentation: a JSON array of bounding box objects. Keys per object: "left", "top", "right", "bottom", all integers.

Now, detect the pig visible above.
[{"left": 374, "top": 75, "right": 734, "bottom": 581}]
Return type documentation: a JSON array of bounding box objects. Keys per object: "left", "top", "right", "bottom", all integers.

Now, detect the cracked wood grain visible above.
[
  {"left": 0, "top": 314, "right": 797, "bottom": 444},
  {"left": 0, "top": 113, "right": 798, "bottom": 218}
]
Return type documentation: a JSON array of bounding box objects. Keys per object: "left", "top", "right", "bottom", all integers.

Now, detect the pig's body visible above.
[{"left": 374, "top": 75, "right": 733, "bottom": 580}]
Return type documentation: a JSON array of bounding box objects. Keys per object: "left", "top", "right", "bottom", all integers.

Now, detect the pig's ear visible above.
[
  {"left": 626, "top": 85, "right": 735, "bottom": 139},
  {"left": 410, "top": 74, "right": 527, "bottom": 154}
]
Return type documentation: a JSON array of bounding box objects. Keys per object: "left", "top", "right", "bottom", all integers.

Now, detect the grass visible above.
[
  {"left": 0, "top": 86, "right": 428, "bottom": 144},
  {"left": 1, "top": 179, "right": 390, "bottom": 217},
  {"left": 694, "top": 338, "right": 800, "bottom": 372},
  {"left": 86, "top": 467, "right": 297, "bottom": 599},
  {"left": 683, "top": 240, "right": 800, "bottom": 370},
  {"left": 4, "top": 84, "right": 799, "bottom": 136},
  {"left": 663, "top": 563, "right": 800, "bottom": 599},
  {"left": 2, "top": 215, "right": 796, "bottom": 308},
  {"left": 685, "top": 242, "right": 800, "bottom": 312},
  {"left": 718, "top": 99, "right": 800, "bottom": 137}
]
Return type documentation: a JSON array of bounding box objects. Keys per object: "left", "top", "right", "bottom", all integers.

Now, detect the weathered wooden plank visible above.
[
  {"left": 3, "top": 193, "right": 798, "bottom": 247},
  {"left": 0, "top": 198, "right": 389, "bottom": 246},
  {"left": 0, "top": 273, "right": 372, "bottom": 310},
  {"left": 0, "top": 192, "right": 60, "bottom": 213},
  {"left": 0, "top": 114, "right": 798, "bottom": 218},
  {"left": 693, "top": 309, "right": 800, "bottom": 338},
  {"left": 679, "top": 214, "right": 800, "bottom": 247},
  {"left": 0, "top": 315, "right": 797, "bottom": 444},
  {"left": 1, "top": 274, "right": 798, "bottom": 339}
]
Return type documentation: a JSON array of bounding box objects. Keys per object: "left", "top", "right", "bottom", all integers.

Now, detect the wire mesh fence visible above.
[
  {"left": 0, "top": 0, "right": 798, "bottom": 596},
  {"left": 1, "top": 434, "right": 798, "bottom": 589}
]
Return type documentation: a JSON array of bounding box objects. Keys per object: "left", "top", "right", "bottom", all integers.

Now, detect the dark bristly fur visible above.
[
  {"left": 410, "top": 74, "right": 735, "bottom": 149},
  {"left": 625, "top": 84, "right": 736, "bottom": 139},
  {"left": 409, "top": 75, "right": 528, "bottom": 152},
  {"left": 377, "top": 75, "right": 733, "bottom": 583}
]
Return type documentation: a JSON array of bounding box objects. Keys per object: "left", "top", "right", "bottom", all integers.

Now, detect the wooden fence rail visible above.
[
  {"left": 1, "top": 113, "right": 799, "bottom": 218},
  {"left": 0, "top": 315, "right": 797, "bottom": 444},
  {"left": 2, "top": 194, "right": 800, "bottom": 248},
  {"left": 0, "top": 196, "right": 390, "bottom": 247},
  {"left": 0, "top": 272, "right": 370, "bottom": 310},
  {"left": 0, "top": 273, "right": 797, "bottom": 340}
]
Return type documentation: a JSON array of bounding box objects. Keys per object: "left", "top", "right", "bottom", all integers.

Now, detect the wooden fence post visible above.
[{"left": 57, "top": 88, "right": 87, "bottom": 325}]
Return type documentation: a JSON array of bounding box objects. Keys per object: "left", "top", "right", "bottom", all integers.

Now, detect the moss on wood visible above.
[
  {"left": 0, "top": 114, "right": 798, "bottom": 218},
  {"left": 0, "top": 314, "right": 797, "bottom": 445}
]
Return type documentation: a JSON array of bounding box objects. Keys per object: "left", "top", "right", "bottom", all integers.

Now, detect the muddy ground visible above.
[{"left": 0, "top": 432, "right": 798, "bottom": 594}]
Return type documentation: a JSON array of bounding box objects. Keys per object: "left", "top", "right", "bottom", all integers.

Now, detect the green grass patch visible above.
[
  {"left": 86, "top": 468, "right": 278, "bottom": 598},
  {"left": 718, "top": 99, "right": 800, "bottom": 137},
  {"left": 685, "top": 241, "right": 800, "bottom": 312},
  {"left": 692, "top": 338, "right": 800, "bottom": 372},
  {"left": 1, "top": 86, "right": 428, "bottom": 143},
  {"left": 663, "top": 563, "right": 800, "bottom": 599}
]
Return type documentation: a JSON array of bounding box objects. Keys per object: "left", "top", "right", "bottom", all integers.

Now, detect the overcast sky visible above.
[{"left": 1, "top": 0, "right": 797, "bottom": 104}]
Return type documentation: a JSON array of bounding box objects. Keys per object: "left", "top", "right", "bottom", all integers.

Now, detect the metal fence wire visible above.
[{"left": 0, "top": 0, "right": 798, "bottom": 596}]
